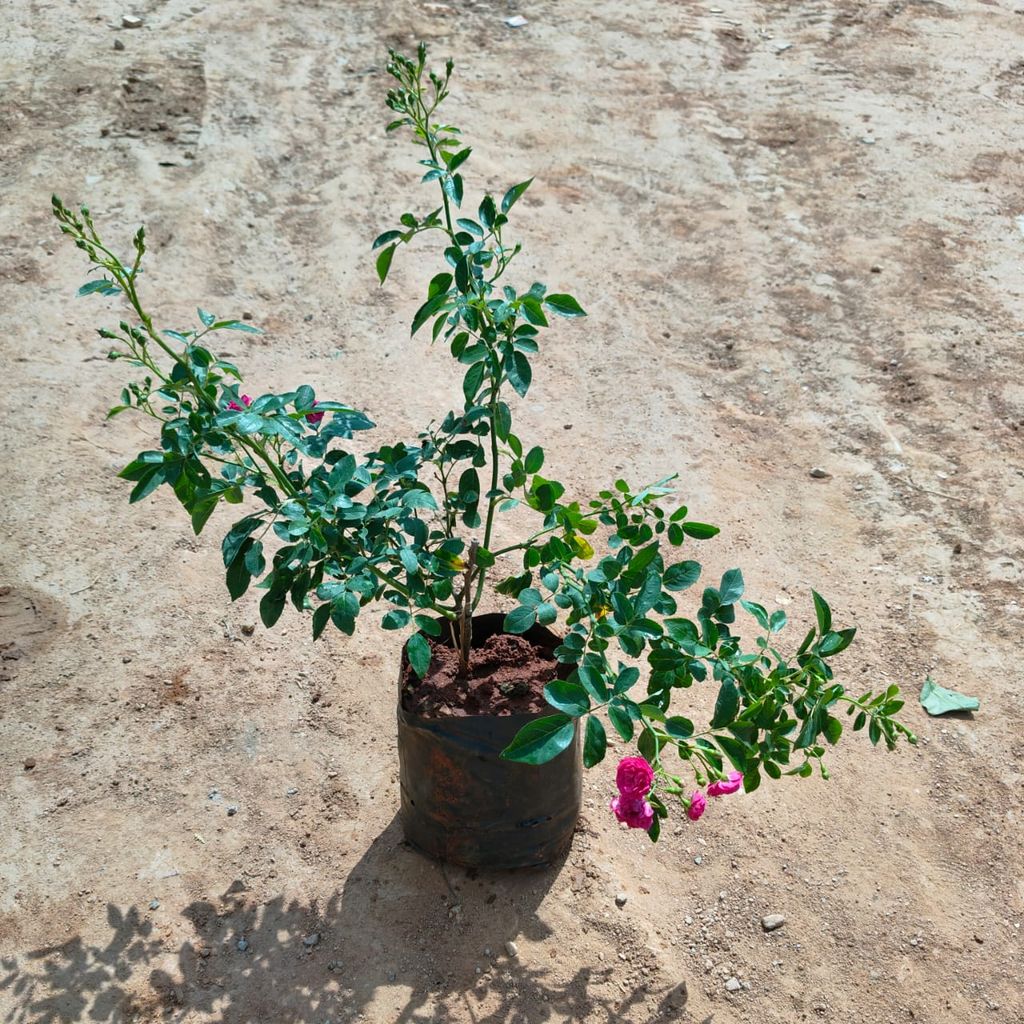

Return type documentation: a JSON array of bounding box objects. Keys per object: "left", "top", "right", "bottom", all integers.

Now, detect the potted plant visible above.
[{"left": 51, "top": 45, "right": 914, "bottom": 869}]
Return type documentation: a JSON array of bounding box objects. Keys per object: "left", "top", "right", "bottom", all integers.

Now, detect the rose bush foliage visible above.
[{"left": 53, "top": 45, "right": 915, "bottom": 840}]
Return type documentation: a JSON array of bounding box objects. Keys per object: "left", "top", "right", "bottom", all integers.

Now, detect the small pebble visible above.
[
  {"left": 242, "top": 311, "right": 254, "bottom": 320},
  {"left": 113, "top": 38, "right": 125, "bottom": 50},
  {"left": 226, "top": 804, "right": 238, "bottom": 816},
  {"left": 286, "top": 787, "right": 299, "bottom": 797},
  {"left": 725, "top": 976, "right": 742, "bottom": 993},
  {"left": 505, "top": 940, "right": 519, "bottom": 958},
  {"left": 237, "top": 938, "right": 249, "bottom": 952},
  {"left": 504, "top": 14, "right": 528, "bottom": 27},
  {"left": 870, "top": 264, "right": 882, "bottom": 273},
  {"left": 23, "top": 758, "right": 36, "bottom": 771},
  {"left": 809, "top": 467, "right": 831, "bottom": 479},
  {"left": 387, "top": 970, "right": 397, "bottom": 981},
  {"left": 149, "top": 899, "right": 160, "bottom": 910},
  {"left": 615, "top": 892, "right": 628, "bottom": 908},
  {"left": 693, "top": 855, "right": 703, "bottom": 865},
  {"left": 241, "top": 623, "right": 255, "bottom": 636},
  {"left": 122, "top": 655, "right": 132, "bottom": 663},
  {"left": 762, "top": 914, "right": 786, "bottom": 932},
  {"left": 303, "top": 933, "right": 320, "bottom": 948},
  {"left": 122, "top": 14, "right": 143, "bottom": 28}
]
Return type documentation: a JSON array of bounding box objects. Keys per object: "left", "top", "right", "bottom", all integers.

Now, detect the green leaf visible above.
[
  {"left": 260, "top": 589, "right": 287, "bottom": 629},
  {"left": 506, "top": 351, "right": 532, "bottom": 397},
  {"left": 382, "top": 609, "right": 411, "bottom": 630},
  {"left": 478, "top": 195, "right": 497, "bottom": 230},
  {"left": 221, "top": 515, "right": 262, "bottom": 567},
  {"left": 710, "top": 680, "right": 740, "bottom": 728},
  {"left": 413, "top": 615, "right": 442, "bottom": 636},
  {"left": 663, "top": 561, "right": 701, "bottom": 592},
  {"left": 494, "top": 402, "right": 512, "bottom": 440},
  {"left": 504, "top": 605, "right": 536, "bottom": 634},
  {"left": 78, "top": 278, "right": 121, "bottom": 297},
  {"left": 128, "top": 464, "right": 166, "bottom": 503},
  {"left": 376, "top": 244, "right": 397, "bottom": 284},
  {"left": 665, "top": 715, "right": 694, "bottom": 740},
  {"left": 583, "top": 715, "right": 607, "bottom": 768},
  {"left": 214, "top": 320, "right": 262, "bottom": 334},
  {"left": 445, "top": 146, "right": 472, "bottom": 172},
  {"left": 372, "top": 229, "right": 403, "bottom": 250},
  {"left": 501, "top": 178, "right": 533, "bottom": 214},
  {"left": 535, "top": 601, "right": 558, "bottom": 626},
  {"left": 544, "top": 679, "right": 590, "bottom": 717},
  {"left": 226, "top": 551, "right": 252, "bottom": 600},
  {"left": 190, "top": 497, "right": 218, "bottom": 536},
  {"left": 812, "top": 590, "right": 832, "bottom": 634},
  {"left": 819, "top": 627, "right": 856, "bottom": 656},
  {"left": 607, "top": 700, "right": 634, "bottom": 741},
  {"left": 719, "top": 568, "right": 744, "bottom": 604},
  {"left": 243, "top": 541, "right": 265, "bottom": 577},
  {"left": 197, "top": 308, "right": 215, "bottom": 327},
  {"left": 312, "top": 602, "right": 331, "bottom": 640},
  {"left": 500, "top": 714, "right": 576, "bottom": 765},
  {"left": 614, "top": 666, "right": 641, "bottom": 694},
  {"left": 524, "top": 446, "right": 544, "bottom": 474},
  {"left": 823, "top": 715, "right": 843, "bottom": 745},
  {"left": 577, "top": 663, "right": 609, "bottom": 702},
  {"left": 544, "top": 293, "right": 586, "bottom": 318},
  {"left": 463, "top": 362, "right": 486, "bottom": 403},
  {"left": 716, "top": 733, "right": 750, "bottom": 773},
  {"left": 681, "top": 522, "right": 720, "bottom": 540},
  {"left": 411, "top": 290, "right": 450, "bottom": 335},
  {"left": 401, "top": 488, "right": 438, "bottom": 511},
  {"left": 399, "top": 547, "right": 420, "bottom": 575},
  {"left": 919, "top": 677, "right": 978, "bottom": 716},
  {"left": 520, "top": 296, "right": 548, "bottom": 327},
  {"left": 407, "top": 632, "right": 431, "bottom": 679}
]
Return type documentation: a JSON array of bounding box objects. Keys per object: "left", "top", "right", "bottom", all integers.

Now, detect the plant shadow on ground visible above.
[{"left": 2, "top": 816, "right": 693, "bottom": 1023}]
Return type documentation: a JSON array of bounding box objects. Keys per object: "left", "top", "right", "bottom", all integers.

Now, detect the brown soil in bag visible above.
[{"left": 401, "top": 631, "right": 561, "bottom": 717}]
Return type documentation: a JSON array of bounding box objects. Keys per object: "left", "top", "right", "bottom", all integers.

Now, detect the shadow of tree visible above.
[{"left": 2, "top": 817, "right": 689, "bottom": 1023}]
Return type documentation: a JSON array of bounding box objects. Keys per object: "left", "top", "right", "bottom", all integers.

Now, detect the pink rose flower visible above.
[
  {"left": 707, "top": 770, "right": 743, "bottom": 797},
  {"left": 616, "top": 756, "right": 654, "bottom": 798},
  {"left": 226, "top": 394, "right": 252, "bottom": 411},
  {"left": 305, "top": 400, "right": 324, "bottom": 425},
  {"left": 610, "top": 794, "right": 655, "bottom": 830},
  {"left": 686, "top": 790, "right": 706, "bottom": 821}
]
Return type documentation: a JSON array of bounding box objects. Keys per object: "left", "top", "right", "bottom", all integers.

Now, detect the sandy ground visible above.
[{"left": 2, "top": 1, "right": 1023, "bottom": 1021}]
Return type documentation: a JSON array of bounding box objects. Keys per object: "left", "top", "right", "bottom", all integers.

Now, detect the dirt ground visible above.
[{"left": 2, "top": 0, "right": 1022, "bottom": 1021}]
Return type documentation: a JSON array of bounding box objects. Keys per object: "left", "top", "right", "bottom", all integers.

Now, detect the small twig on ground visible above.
[
  {"left": 906, "top": 475, "right": 963, "bottom": 502},
  {"left": 70, "top": 578, "right": 99, "bottom": 595}
]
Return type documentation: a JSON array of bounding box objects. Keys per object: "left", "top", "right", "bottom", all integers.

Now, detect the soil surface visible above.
[
  {"left": 2, "top": 2, "right": 1023, "bottom": 1023},
  {"left": 402, "top": 632, "right": 561, "bottom": 717}
]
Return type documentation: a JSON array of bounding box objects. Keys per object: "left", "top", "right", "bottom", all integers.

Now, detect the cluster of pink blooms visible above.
[
  {"left": 224, "top": 393, "right": 324, "bottom": 425},
  {"left": 610, "top": 756, "right": 744, "bottom": 831}
]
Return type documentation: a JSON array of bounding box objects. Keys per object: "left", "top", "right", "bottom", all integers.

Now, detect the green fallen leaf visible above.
[{"left": 919, "top": 677, "right": 979, "bottom": 716}]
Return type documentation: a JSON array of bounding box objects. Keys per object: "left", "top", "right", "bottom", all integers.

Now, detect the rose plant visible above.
[{"left": 52, "top": 45, "right": 914, "bottom": 843}]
